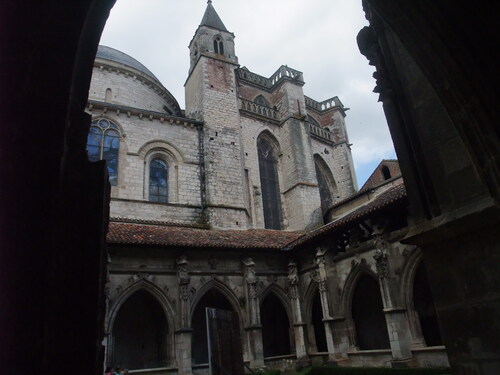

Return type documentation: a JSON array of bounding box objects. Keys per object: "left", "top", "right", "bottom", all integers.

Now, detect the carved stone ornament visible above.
[
  {"left": 243, "top": 257, "right": 257, "bottom": 285},
  {"left": 373, "top": 249, "right": 389, "bottom": 279},
  {"left": 310, "top": 269, "right": 320, "bottom": 283},
  {"left": 208, "top": 257, "right": 218, "bottom": 270},
  {"left": 176, "top": 255, "right": 190, "bottom": 285},
  {"left": 287, "top": 260, "right": 298, "bottom": 286},
  {"left": 315, "top": 247, "right": 328, "bottom": 266},
  {"left": 318, "top": 279, "right": 328, "bottom": 293}
]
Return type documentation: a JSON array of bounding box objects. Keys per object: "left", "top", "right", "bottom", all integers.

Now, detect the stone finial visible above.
[{"left": 207, "top": 0, "right": 212, "bottom": 4}]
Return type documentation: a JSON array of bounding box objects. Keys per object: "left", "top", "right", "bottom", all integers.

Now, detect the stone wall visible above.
[{"left": 89, "top": 66, "right": 173, "bottom": 113}]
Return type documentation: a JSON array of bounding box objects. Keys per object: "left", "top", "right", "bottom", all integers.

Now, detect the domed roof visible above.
[{"left": 96, "top": 45, "right": 159, "bottom": 82}]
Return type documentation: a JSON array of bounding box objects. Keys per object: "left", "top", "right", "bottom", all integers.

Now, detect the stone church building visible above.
[{"left": 85, "top": 2, "right": 448, "bottom": 374}]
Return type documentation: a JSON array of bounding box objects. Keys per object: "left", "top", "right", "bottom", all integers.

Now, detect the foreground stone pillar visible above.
[
  {"left": 288, "top": 260, "right": 310, "bottom": 368},
  {"left": 373, "top": 238, "right": 413, "bottom": 366},
  {"left": 175, "top": 329, "right": 193, "bottom": 375},
  {"left": 176, "top": 256, "right": 193, "bottom": 374},
  {"left": 242, "top": 258, "right": 265, "bottom": 369},
  {"left": 315, "top": 248, "right": 338, "bottom": 363}
]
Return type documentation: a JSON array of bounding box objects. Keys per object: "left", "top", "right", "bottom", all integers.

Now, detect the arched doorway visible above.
[
  {"left": 413, "top": 262, "right": 443, "bottom": 346},
  {"left": 191, "top": 289, "right": 237, "bottom": 365},
  {"left": 110, "top": 290, "right": 168, "bottom": 370},
  {"left": 261, "top": 292, "right": 291, "bottom": 357},
  {"left": 311, "top": 289, "right": 328, "bottom": 352},
  {"left": 351, "top": 274, "right": 390, "bottom": 350}
]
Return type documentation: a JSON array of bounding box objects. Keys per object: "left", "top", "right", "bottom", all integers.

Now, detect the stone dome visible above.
[{"left": 96, "top": 45, "right": 159, "bottom": 83}]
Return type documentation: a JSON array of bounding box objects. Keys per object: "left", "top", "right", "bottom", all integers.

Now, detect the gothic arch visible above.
[
  {"left": 90, "top": 115, "right": 126, "bottom": 137},
  {"left": 340, "top": 263, "right": 382, "bottom": 349},
  {"left": 256, "top": 130, "right": 284, "bottom": 230},
  {"left": 190, "top": 278, "right": 244, "bottom": 325},
  {"left": 343, "top": 265, "right": 390, "bottom": 350},
  {"left": 402, "top": 249, "right": 443, "bottom": 347},
  {"left": 259, "top": 283, "right": 294, "bottom": 357},
  {"left": 259, "top": 283, "right": 293, "bottom": 323},
  {"left": 303, "top": 279, "right": 328, "bottom": 353},
  {"left": 303, "top": 278, "right": 319, "bottom": 324},
  {"left": 107, "top": 279, "right": 176, "bottom": 366},
  {"left": 190, "top": 279, "right": 245, "bottom": 365},
  {"left": 400, "top": 248, "right": 426, "bottom": 346},
  {"left": 340, "top": 261, "right": 378, "bottom": 317},
  {"left": 314, "top": 154, "right": 339, "bottom": 213},
  {"left": 108, "top": 278, "right": 176, "bottom": 336}
]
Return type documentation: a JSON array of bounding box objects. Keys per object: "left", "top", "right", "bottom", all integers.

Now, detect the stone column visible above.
[
  {"left": 287, "top": 260, "right": 310, "bottom": 367},
  {"left": 373, "top": 237, "right": 413, "bottom": 366},
  {"left": 242, "top": 257, "right": 264, "bottom": 369},
  {"left": 175, "top": 255, "right": 193, "bottom": 375},
  {"left": 315, "top": 248, "right": 337, "bottom": 363}
]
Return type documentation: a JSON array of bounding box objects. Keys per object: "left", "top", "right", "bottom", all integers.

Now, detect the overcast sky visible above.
[{"left": 99, "top": 0, "right": 396, "bottom": 187}]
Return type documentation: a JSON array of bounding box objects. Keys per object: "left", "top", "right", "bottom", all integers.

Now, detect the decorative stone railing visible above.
[
  {"left": 237, "top": 65, "right": 304, "bottom": 89},
  {"left": 269, "top": 65, "right": 304, "bottom": 86},
  {"left": 309, "top": 123, "right": 333, "bottom": 142},
  {"left": 305, "top": 95, "right": 344, "bottom": 112},
  {"left": 240, "top": 98, "right": 280, "bottom": 120},
  {"left": 237, "top": 69, "right": 272, "bottom": 88}
]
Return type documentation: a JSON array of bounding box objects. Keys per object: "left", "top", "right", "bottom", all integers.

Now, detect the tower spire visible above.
[{"left": 200, "top": 0, "right": 227, "bottom": 31}]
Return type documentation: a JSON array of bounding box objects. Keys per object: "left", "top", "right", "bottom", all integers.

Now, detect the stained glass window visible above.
[
  {"left": 258, "top": 136, "right": 282, "bottom": 230},
  {"left": 86, "top": 118, "right": 120, "bottom": 185},
  {"left": 149, "top": 158, "right": 168, "bottom": 203}
]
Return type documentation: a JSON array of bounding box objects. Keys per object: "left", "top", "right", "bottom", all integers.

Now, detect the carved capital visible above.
[
  {"left": 373, "top": 249, "right": 389, "bottom": 279},
  {"left": 176, "top": 255, "right": 190, "bottom": 285}
]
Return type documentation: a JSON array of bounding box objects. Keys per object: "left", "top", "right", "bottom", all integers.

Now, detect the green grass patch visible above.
[{"left": 295, "top": 367, "right": 450, "bottom": 375}]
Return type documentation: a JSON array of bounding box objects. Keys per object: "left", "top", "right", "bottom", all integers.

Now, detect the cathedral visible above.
[{"left": 84, "top": 2, "right": 451, "bottom": 374}]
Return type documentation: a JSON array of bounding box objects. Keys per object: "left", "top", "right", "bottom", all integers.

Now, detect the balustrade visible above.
[
  {"left": 308, "top": 123, "right": 333, "bottom": 142},
  {"left": 236, "top": 65, "right": 304, "bottom": 89},
  {"left": 240, "top": 98, "right": 279, "bottom": 120},
  {"left": 305, "top": 95, "right": 343, "bottom": 113}
]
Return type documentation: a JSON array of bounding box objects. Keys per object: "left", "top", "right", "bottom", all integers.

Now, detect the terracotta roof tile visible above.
[
  {"left": 282, "top": 183, "right": 407, "bottom": 251},
  {"left": 107, "top": 223, "right": 302, "bottom": 250}
]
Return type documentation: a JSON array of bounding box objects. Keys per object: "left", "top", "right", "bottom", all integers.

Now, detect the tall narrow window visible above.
[
  {"left": 213, "top": 36, "right": 224, "bottom": 55},
  {"left": 258, "top": 136, "right": 282, "bottom": 230},
  {"left": 86, "top": 118, "right": 120, "bottom": 185},
  {"left": 149, "top": 158, "right": 168, "bottom": 203}
]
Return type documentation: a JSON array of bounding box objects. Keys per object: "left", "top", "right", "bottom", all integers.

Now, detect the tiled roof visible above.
[
  {"left": 107, "top": 222, "right": 302, "bottom": 250},
  {"left": 282, "top": 183, "right": 407, "bottom": 251}
]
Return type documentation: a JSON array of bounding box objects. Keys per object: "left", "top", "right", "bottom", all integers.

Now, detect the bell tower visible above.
[{"left": 185, "top": 1, "right": 247, "bottom": 229}]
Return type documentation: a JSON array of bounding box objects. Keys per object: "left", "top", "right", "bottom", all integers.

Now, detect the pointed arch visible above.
[
  {"left": 259, "top": 284, "right": 293, "bottom": 357},
  {"left": 314, "top": 154, "right": 339, "bottom": 214},
  {"left": 108, "top": 278, "right": 175, "bottom": 335},
  {"left": 346, "top": 270, "right": 390, "bottom": 350},
  {"left": 190, "top": 278, "right": 244, "bottom": 322},
  {"left": 254, "top": 94, "right": 270, "bottom": 107},
  {"left": 190, "top": 279, "right": 244, "bottom": 365},
  {"left": 259, "top": 282, "right": 293, "bottom": 323},
  {"left": 340, "top": 261, "right": 377, "bottom": 317},
  {"left": 257, "top": 131, "right": 283, "bottom": 230},
  {"left": 303, "top": 279, "right": 328, "bottom": 353},
  {"left": 107, "top": 279, "right": 176, "bottom": 369},
  {"left": 402, "top": 250, "right": 443, "bottom": 347}
]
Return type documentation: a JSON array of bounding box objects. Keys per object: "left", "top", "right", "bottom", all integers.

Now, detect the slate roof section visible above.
[
  {"left": 200, "top": 1, "right": 228, "bottom": 31},
  {"left": 96, "top": 45, "right": 159, "bottom": 82},
  {"left": 107, "top": 223, "right": 302, "bottom": 250},
  {"left": 282, "top": 183, "right": 408, "bottom": 251}
]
